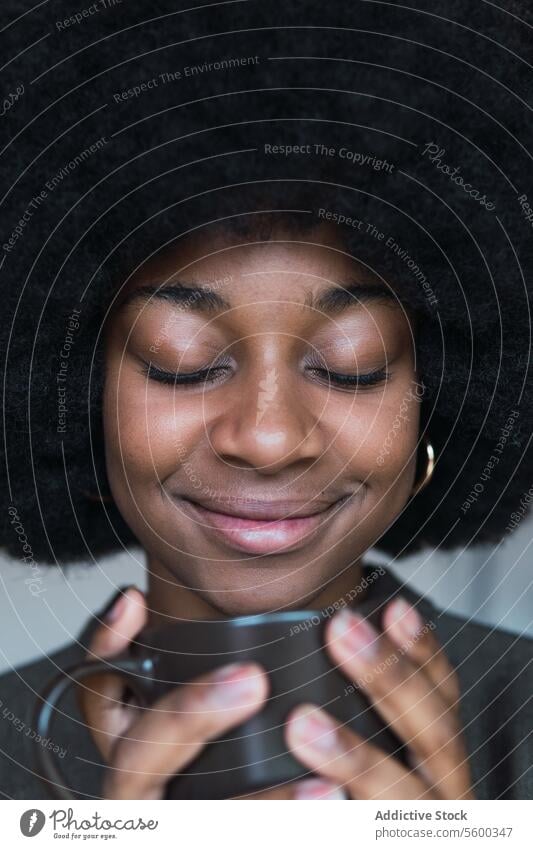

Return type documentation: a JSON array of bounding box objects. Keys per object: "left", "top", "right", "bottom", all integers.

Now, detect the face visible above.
[{"left": 103, "top": 222, "right": 421, "bottom": 615}]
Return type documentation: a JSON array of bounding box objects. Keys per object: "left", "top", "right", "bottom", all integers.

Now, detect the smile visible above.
[{"left": 181, "top": 495, "right": 352, "bottom": 556}]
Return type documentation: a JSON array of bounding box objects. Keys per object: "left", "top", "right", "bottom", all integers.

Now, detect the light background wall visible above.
[{"left": 1, "top": 512, "right": 532, "bottom": 675}]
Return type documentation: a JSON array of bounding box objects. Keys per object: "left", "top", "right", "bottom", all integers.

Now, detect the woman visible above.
[{"left": 0, "top": 0, "right": 532, "bottom": 801}]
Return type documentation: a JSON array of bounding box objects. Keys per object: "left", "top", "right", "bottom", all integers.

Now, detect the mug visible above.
[{"left": 34, "top": 596, "right": 415, "bottom": 799}]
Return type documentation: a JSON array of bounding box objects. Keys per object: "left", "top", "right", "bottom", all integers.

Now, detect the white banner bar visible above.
[{"left": 3, "top": 799, "right": 532, "bottom": 847}]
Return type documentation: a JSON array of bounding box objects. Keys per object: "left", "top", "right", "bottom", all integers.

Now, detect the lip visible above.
[{"left": 181, "top": 494, "right": 351, "bottom": 555}]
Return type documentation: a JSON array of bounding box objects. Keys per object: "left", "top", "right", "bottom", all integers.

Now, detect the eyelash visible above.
[
  {"left": 141, "top": 357, "right": 233, "bottom": 386},
  {"left": 308, "top": 366, "right": 390, "bottom": 389},
  {"left": 141, "top": 360, "right": 390, "bottom": 390}
]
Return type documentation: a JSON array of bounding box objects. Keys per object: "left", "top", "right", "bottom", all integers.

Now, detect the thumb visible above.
[
  {"left": 87, "top": 586, "right": 148, "bottom": 661},
  {"left": 79, "top": 587, "right": 148, "bottom": 760}
]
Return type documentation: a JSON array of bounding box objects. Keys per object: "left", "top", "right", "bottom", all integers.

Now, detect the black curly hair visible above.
[{"left": 1, "top": 0, "right": 532, "bottom": 566}]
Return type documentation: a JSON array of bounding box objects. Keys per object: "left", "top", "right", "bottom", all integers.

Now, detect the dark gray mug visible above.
[{"left": 34, "top": 597, "right": 413, "bottom": 799}]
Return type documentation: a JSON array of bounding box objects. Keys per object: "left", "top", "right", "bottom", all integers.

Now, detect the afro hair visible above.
[{"left": 1, "top": 0, "right": 532, "bottom": 566}]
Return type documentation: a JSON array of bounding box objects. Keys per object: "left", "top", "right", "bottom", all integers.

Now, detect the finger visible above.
[
  {"left": 87, "top": 586, "right": 148, "bottom": 660},
  {"left": 382, "top": 597, "right": 460, "bottom": 708},
  {"left": 103, "top": 661, "right": 268, "bottom": 799},
  {"left": 78, "top": 587, "right": 148, "bottom": 758},
  {"left": 235, "top": 778, "right": 346, "bottom": 800},
  {"left": 325, "top": 610, "right": 473, "bottom": 798},
  {"left": 286, "top": 704, "right": 436, "bottom": 800}
]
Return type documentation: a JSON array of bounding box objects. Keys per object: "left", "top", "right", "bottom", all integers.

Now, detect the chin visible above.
[{"left": 201, "top": 586, "right": 320, "bottom": 618}]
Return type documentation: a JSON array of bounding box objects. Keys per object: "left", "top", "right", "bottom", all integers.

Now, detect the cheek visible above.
[
  {"left": 102, "top": 367, "right": 203, "bottom": 485},
  {"left": 331, "top": 383, "right": 420, "bottom": 486},
  {"left": 369, "top": 387, "right": 421, "bottom": 488}
]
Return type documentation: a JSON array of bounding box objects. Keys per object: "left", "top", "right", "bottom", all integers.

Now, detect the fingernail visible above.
[
  {"left": 289, "top": 705, "right": 344, "bottom": 755},
  {"left": 293, "top": 778, "right": 346, "bottom": 800},
  {"left": 104, "top": 589, "right": 131, "bottom": 623},
  {"left": 388, "top": 597, "right": 423, "bottom": 639},
  {"left": 205, "top": 663, "right": 264, "bottom": 709},
  {"left": 330, "top": 609, "right": 379, "bottom": 659}
]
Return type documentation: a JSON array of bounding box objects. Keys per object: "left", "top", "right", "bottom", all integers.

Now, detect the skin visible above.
[{"left": 79, "top": 221, "right": 474, "bottom": 800}]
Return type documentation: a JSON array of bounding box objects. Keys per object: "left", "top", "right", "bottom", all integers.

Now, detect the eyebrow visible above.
[
  {"left": 119, "top": 282, "right": 231, "bottom": 314},
  {"left": 308, "top": 282, "right": 396, "bottom": 312},
  {"left": 119, "top": 280, "right": 396, "bottom": 315}
]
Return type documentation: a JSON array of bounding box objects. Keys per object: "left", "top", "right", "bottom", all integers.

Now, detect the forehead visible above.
[{"left": 115, "top": 223, "right": 401, "bottom": 324}]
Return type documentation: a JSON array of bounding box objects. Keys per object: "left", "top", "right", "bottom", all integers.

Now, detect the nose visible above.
[{"left": 207, "top": 360, "right": 327, "bottom": 474}]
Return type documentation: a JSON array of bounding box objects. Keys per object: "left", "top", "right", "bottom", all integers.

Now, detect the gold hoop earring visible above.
[{"left": 411, "top": 438, "right": 435, "bottom": 497}]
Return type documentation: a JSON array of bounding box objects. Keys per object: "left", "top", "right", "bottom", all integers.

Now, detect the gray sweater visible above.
[{"left": 1, "top": 566, "right": 531, "bottom": 799}]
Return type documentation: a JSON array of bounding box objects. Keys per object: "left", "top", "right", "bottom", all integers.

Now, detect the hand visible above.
[
  {"left": 78, "top": 587, "right": 271, "bottom": 799},
  {"left": 79, "top": 588, "right": 344, "bottom": 799},
  {"left": 283, "top": 597, "right": 476, "bottom": 800}
]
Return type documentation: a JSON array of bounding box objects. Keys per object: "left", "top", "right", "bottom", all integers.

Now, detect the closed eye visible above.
[
  {"left": 140, "top": 357, "right": 233, "bottom": 386},
  {"left": 140, "top": 359, "right": 390, "bottom": 391},
  {"left": 307, "top": 366, "right": 391, "bottom": 390}
]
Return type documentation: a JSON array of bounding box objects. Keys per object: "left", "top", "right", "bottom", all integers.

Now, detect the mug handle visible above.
[{"left": 33, "top": 654, "right": 154, "bottom": 799}]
